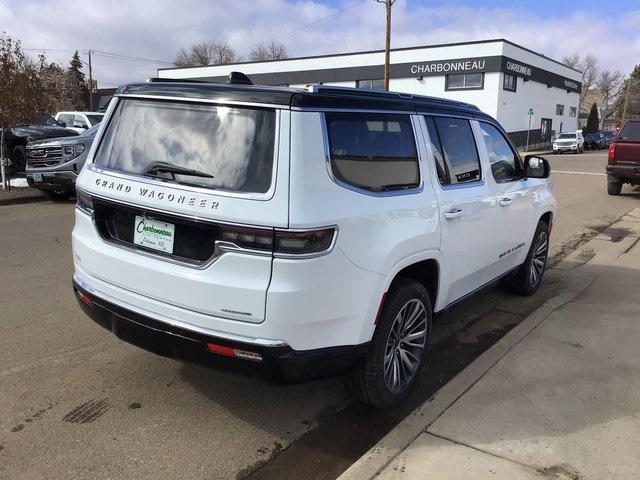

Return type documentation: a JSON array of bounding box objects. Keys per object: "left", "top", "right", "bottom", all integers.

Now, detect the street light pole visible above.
[{"left": 375, "top": 0, "right": 396, "bottom": 91}]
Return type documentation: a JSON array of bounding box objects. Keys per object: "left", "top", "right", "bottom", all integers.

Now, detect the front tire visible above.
[
  {"left": 505, "top": 220, "right": 549, "bottom": 296},
  {"left": 44, "top": 189, "right": 73, "bottom": 201},
  {"left": 346, "top": 278, "right": 432, "bottom": 409}
]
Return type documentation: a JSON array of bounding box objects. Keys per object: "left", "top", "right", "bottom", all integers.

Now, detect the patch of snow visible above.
[{"left": 9, "top": 178, "right": 29, "bottom": 188}]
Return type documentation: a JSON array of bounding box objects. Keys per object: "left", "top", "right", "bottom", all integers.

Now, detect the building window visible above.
[
  {"left": 556, "top": 104, "right": 565, "bottom": 116},
  {"left": 357, "top": 79, "right": 384, "bottom": 90},
  {"left": 503, "top": 73, "right": 517, "bottom": 92},
  {"left": 445, "top": 73, "right": 484, "bottom": 91},
  {"left": 569, "top": 107, "right": 577, "bottom": 117}
]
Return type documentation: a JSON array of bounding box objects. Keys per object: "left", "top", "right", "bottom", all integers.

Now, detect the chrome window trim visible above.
[
  {"left": 89, "top": 100, "right": 282, "bottom": 202},
  {"left": 320, "top": 112, "right": 424, "bottom": 198}
]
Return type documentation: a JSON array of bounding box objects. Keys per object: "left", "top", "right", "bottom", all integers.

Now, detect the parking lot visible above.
[{"left": 1, "top": 150, "right": 638, "bottom": 480}]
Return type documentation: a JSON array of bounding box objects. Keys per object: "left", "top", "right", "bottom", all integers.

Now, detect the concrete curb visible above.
[{"left": 337, "top": 287, "right": 590, "bottom": 480}]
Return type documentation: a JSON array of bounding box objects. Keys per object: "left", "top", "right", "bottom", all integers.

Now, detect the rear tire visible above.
[
  {"left": 44, "top": 189, "right": 73, "bottom": 201},
  {"left": 346, "top": 278, "right": 432, "bottom": 409},
  {"left": 607, "top": 180, "right": 622, "bottom": 196},
  {"left": 505, "top": 220, "right": 549, "bottom": 296}
]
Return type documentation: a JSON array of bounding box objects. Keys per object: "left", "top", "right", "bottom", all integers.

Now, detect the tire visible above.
[
  {"left": 44, "top": 189, "right": 73, "bottom": 201},
  {"left": 346, "top": 278, "right": 432, "bottom": 409},
  {"left": 607, "top": 180, "right": 622, "bottom": 196},
  {"left": 11, "top": 146, "right": 27, "bottom": 171},
  {"left": 505, "top": 220, "right": 550, "bottom": 296}
]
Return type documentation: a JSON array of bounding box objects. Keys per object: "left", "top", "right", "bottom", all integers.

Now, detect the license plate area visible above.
[
  {"left": 93, "top": 199, "right": 220, "bottom": 265},
  {"left": 133, "top": 216, "right": 175, "bottom": 254},
  {"left": 33, "top": 173, "right": 43, "bottom": 182}
]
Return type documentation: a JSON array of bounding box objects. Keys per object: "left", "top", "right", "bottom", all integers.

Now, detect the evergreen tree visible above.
[
  {"left": 584, "top": 103, "right": 600, "bottom": 134},
  {"left": 64, "top": 50, "right": 89, "bottom": 110}
]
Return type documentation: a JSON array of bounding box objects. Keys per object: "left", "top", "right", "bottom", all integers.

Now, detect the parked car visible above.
[
  {"left": 55, "top": 111, "right": 104, "bottom": 134},
  {"left": 604, "top": 131, "right": 616, "bottom": 146},
  {"left": 606, "top": 119, "right": 640, "bottom": 195},
  {"left": 25, "top": 123, "right": 100, "bottom": 201},
  {"left": 553, "top": 131, "right": 584, "bottom": 153},
  {"left": 584, "top": 132, "right": 606, "bottom": 150},
  {"left": 1, "top": 114, "right": 78, "bottom": 171},
  {"left": 72, "top": 80, "right": 555, "bottom": 409}
]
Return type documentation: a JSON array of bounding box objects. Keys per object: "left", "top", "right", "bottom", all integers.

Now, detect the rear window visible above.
[
  {"left": 95, "top": 99, "right": 276, "bottom": 194},
  {"left": 325, "top": 112, "right": 419, "bottom": 192},
  {"left": 618, "top": 122, "right": 640, "bottom": 142}
]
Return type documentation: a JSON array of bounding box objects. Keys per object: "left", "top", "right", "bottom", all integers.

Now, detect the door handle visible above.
[
  {"left": 444, "top": 208, "right": 464, "bottom": 219},
  {"left": 499, "top": 197, "right": 513, "bottom": 207}
]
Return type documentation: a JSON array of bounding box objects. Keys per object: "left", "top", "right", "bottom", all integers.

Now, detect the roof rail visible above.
[{"left": 146, "top": 77, "right": 211, "bottom": 84}]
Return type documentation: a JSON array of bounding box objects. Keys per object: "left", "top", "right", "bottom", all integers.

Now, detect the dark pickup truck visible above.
[
  {"left": 607, "top": 119, "right": 640, "bottom": 195},
  {"left": 2, "top": 115, "right": 78, "bottom": 171}
]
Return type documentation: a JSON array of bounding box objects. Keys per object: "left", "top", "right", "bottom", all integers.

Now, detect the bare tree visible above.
[
  {"left": 249, "top": 41, "right": 288, "bottom": 62},
  {"left": 563, "top": 53, "right": 599, "bottom": 104},
  {"left": 597, "top": 69, "right": 624, "bottom": 127},
  {"left": 174, "top": 41, "right": 238, "bottom": 67}
]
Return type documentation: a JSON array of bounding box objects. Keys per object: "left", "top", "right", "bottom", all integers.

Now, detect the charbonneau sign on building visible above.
[{"left": 409, "top": 58, "right": 490, "bottom": 75}]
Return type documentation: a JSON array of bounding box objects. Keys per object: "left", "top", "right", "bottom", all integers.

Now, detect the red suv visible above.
[{"left": 607, "top": 119, "right": 640, "bottom": 195}]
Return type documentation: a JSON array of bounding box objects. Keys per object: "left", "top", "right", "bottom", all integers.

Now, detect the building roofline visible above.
[{"left": 158, "top": 38, "right": 583, "bottom": 75}]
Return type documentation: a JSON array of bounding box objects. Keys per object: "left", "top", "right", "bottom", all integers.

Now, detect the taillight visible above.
[
  {"left": 219, "top": 225, "right": 274, "bottom": 252},
  {"left": 274, "top": 228, "right": 336, "bottom": 256},
  {"left": 218, "top": 226, "right": 336, "bottom": 257},
  {"left": 76, "top": 190, "right": 94, "bottom": 215},
  {"left": 608, "top": 143, "right": 617, "bottom": 164}
]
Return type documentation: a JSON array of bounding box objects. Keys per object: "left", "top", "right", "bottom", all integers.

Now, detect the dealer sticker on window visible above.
[{"left": 133, "top": 216, "right": 175, "bottom": 254}]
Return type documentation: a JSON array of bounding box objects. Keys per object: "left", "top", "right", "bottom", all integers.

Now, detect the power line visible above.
[
  {"left": 245, "top": 0, "right": 367, "bottom": 51},
  {"left": 92, "top": 50, "right": 173, "bottom": 65}
]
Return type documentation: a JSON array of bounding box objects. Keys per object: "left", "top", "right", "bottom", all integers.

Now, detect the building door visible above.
[{"left": 541, "top": 118, "right": 552, "bottom": 142}]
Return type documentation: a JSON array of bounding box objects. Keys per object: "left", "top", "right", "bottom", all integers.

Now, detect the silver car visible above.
[{"left": 26, "top": 123, "right": 100, "bottom": 200}]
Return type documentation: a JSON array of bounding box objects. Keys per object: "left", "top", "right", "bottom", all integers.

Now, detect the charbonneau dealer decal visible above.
[{"left": 93, "top": 177, "right": 220, "bottom": 210}]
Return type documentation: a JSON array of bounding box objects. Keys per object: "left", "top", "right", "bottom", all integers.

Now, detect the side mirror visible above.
[{"left": 524, "top": 155, "right": 550, "bottom": 179}]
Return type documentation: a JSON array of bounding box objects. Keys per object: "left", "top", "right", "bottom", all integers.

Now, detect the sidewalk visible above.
[{"left": 340, "top": 208, "right": 640, "bottom": 480}]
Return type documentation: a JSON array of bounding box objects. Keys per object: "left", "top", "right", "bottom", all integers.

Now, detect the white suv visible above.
[
  {"left": 553, "top": 131, "right": 584, "bottom": 153},
  {"left": 55, "top": 111, "right": 104, "bottom": 133},
  {"left": 72, "top": 79, "right": 555, "bottom": 408}
]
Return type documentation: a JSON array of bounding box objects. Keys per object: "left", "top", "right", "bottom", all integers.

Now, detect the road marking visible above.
[{"left": 551, "top": 170, "right": 606, "bottom": 176}]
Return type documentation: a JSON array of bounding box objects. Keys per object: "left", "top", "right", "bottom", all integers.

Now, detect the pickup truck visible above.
[{"left": 606, "top": 119, "right": 640, "bottom": 195}]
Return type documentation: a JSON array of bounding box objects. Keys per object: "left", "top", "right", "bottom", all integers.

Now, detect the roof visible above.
[
  {"left": 158, "top": 38, "right": 582, "bottom": 75},
  {"left": 117, "top": 81, "right": 489, "bottom": 118}
]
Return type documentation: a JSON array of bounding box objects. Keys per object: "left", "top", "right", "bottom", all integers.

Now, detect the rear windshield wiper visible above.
[{"left": 143, "top": 161, "right": 214, "bottom": 179}]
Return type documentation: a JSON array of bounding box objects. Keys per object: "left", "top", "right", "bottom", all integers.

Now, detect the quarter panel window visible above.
[
  {"left": 479, "top": 122, "right": 522, "bottom": 182},
  {"left": 432, "top": 117, "right": 481, "bottom": 185},
  {"left": 325, "top": 112, "right": 419, "bottom": 192}
]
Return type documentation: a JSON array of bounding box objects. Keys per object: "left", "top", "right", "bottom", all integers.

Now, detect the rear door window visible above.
[
  {"left": 325, "top": 112, "right": 419, "bottom": 192},
  {"left": 618, "top": 122, "right": 640, "bottom": 142},
  {"left": 428, "top": 117, "right": 481, "bottom": 185},
  {"left": 94, "top": 99, "right": 277, "bottom": 194}
]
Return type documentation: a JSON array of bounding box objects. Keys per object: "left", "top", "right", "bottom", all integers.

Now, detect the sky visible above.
[{"left": 1, "top": 0, "right": 639, "bottom": 89}]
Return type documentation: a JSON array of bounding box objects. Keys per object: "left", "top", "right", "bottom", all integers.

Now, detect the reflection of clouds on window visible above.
[{"left": 95, "top": 99, "right": 275, "bottom": 194}]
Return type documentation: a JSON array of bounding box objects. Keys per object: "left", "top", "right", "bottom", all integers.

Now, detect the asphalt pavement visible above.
[{"left": 0, "top": 150, "right": 638, "bottom": 480}]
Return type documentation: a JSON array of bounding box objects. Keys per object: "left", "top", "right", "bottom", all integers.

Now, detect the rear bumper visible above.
[
  {"left": 26, "top": 170, "right": 77, "bottom": 191},
  {"left": 73, "top": 277, "right": 368, "bottom": 380},
  {"left": 606, "top": 165, "right": 640, "bottom": 184}
]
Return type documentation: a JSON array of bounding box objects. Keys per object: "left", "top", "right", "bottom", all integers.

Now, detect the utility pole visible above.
[
  {"left": 375, "top": 0, "right": 396, "bottom": 91},
  {"left": 87, "top": 50, "right": 94, "bottom": 111}
]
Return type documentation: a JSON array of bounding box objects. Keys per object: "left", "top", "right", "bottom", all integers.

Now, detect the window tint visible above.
[
  {"left": 424, "top": 116, "right": 448, "bottom": 184},
  {"left": 479, "top": 122, "right": 521, "bottom": 182},
  {"left": 432, "top": 117, "right": 481, "bottom": 184},
  {"left": 95, "top": 99, "right": 276, "bottom": 194},
  {"left": 618, "top": 122, "right": 640, "bottom": 141},
  {"left": 325, "top": 112, "right": 419, "bottom": 192}
]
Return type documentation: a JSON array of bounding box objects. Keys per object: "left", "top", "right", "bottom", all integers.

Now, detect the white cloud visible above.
[{"left": 1, "top": 0, "right": 637, "bottom": 88}]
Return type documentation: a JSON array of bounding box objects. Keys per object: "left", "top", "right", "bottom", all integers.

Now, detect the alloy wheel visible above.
[
  {"left": 530, "top": 230, "right": 548, "bottom": 287},
  {"left": 383, "top": 299, "right": 427, "bottom": 393}
]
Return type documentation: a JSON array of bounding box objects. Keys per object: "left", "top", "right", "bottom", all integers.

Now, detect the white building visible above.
[{"left": 158, "top": 39, "right": 582, "bottom": 147}]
